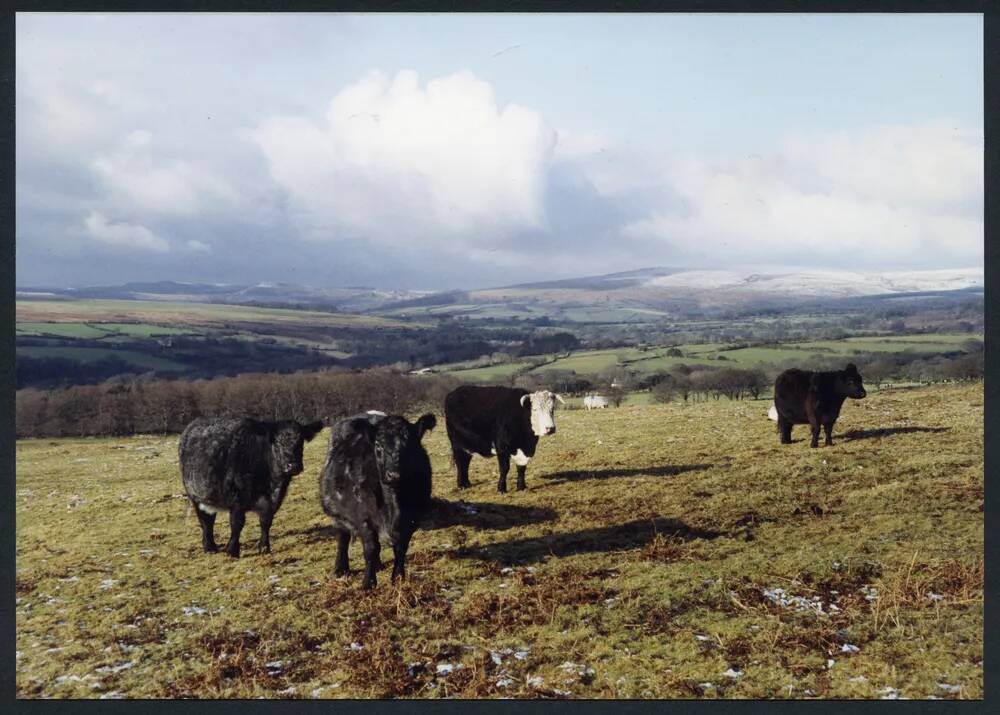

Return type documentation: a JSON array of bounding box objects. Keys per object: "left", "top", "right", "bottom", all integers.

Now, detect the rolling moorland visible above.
[
  {"left": 15, "top": 267, "right": 984, "bottom": 385},
  {"left": 15, "top": 382, "right": 983, "bottom": 699}
]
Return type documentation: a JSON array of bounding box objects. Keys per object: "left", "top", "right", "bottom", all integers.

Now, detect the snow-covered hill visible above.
[{"left": 644, "top": 268, "right": 983, "bottom": 299}]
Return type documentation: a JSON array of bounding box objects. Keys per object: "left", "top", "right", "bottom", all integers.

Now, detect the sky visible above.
[{"left": 16, "top": 13, "right": 984, "bottom": 291}]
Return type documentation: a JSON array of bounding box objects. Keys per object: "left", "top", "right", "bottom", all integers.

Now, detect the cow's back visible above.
[
  {"left": 774, "top": 369, "right": 814, "bottom": 423},
  {"left": 444, "top": 385, "right": 528, "bottom": 451},
  {"left": 179, "top": 418, "right": 249, "bottom": 472}
]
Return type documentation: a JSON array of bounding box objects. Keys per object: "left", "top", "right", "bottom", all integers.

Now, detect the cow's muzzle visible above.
[{"left": 544, "top": 426, "right": 556, "bottom": 436}]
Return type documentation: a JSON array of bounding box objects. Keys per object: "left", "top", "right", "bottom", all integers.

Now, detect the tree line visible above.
[{"left": 15, "top": 369, "right": 459, "bottom": 439}]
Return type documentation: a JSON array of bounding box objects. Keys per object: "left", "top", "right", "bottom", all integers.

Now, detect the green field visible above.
[
  {"left": 15, "top": 383, "right": 983, "bottom": 699},
  {"left": 17, "top": 299, "right": 416, "bottom": 330},
  {"left": 16, "top": 322, "right": 115, "bottom": 339},
  {"left": 16, "top": 346, "right": 189, "bottom": 372},
  {"left": 436, "top": 334, "right": 982, "bottom": 383}
]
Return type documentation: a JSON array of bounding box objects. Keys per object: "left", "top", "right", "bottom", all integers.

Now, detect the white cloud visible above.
[
  {"left": 553, "top": 130, "right": 611, "bottom": 161},
  {"left": 83, "top": 211, "right": 169, "bottom": 252},
  {"left": 186, "top": 239, "right": 211, "bottom": 253},
  {"left": 621, "top": 120, "right": 983, "bottom": 267},
  {"left": 251, "top": 70, "right": 556, "bottom": 246},
  {"left": 91, "top": 130, "right": 240, "bottom": 216}
]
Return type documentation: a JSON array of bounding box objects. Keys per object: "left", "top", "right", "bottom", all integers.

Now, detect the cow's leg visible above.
[
  {"left": 333, "top": 528, "right": 351, "bottom": 577},
  {"left": 193, "top": 501, "right": 218, "bottom": 553},
  {"left": 823, "top": 421, "right": 834, "bottom": 447},
  {"left": 360, "top": 523, "right": 381, "bottom": 590},
  {"left": 496, "top": 452, "right": 511, "bottom": 494},
  {"left": 777, "top": 416, "right": 793, "bottom": 444},
  {"left": 225, "top": 508, "right": 246, "bottom": 558},
  {"left": 256, "top": 509, "right": 273, "bottom": 554},
  {"left": 453, "top": 447, "right": 473, "bottom": 489},
  {"left": 391, "top": 526, "right": 414, "bottom": 582},
  {"left": 808, "top": 417, "right": 821, "bottom": 448},
  {"left": 515, "top": 464, "right": 528, "bottom": 491}
]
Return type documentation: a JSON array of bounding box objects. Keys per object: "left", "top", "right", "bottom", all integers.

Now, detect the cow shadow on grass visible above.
[
  {"left": 291, "top": 498, "right": 557, "bottom": 543},
  {"left": 840, "top": 426, "right": 949, "bottom": 442},
  {"left": 452, "top": 517, "right": 722, "bottom": 565},
  {"left": 421, "top": 498, "right": 558, "bottom": 532},
  {"left": 539, "top": 463, "right": 712, "bottom": 485}
]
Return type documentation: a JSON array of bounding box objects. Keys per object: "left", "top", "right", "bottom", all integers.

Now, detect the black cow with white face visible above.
[
  {"left": 444, "top": 385, "right": 563, "bottom": 493},
  {"left": 179, "top": 417, "right": 323, "bottom": 557},
  {"left": 769, "top": 363, "right": 867, "bottom": 447},
  {"left": 319, "top": 411, "right": 436, "bottom": 589}
]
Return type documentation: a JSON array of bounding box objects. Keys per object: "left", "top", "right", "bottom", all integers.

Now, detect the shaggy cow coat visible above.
[
  {"left": 179, "top": 417, "right": 323, "bottom": 557},
  {"left": 319, "top": 412, "right": 436, "bottom": 589},
  {"left": 772, "top": 363, "right": 867, "bottom": 447}
]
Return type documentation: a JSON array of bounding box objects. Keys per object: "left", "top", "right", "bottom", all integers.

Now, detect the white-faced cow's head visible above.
[{"left": 520, "top": 390, "right": 565, "bottom": 437}]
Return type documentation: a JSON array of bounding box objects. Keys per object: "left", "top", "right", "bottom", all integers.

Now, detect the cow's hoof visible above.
[
  {"left": 257, "top": 543, "right": 271, "bottom": 555},
  {"left": 333, "top": 569, "right": 350, "bottom": 579},
  {"left": 361, "top": 579, "right": 376, "bottom": 590},
  {"left": 204, "top": 544, "right": 219, "bottom": 553},
  {"left": 225, "top": 546, "right": 240, "bottom": 558}
]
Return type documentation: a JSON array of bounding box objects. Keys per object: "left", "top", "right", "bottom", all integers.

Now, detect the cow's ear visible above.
[
  {"left": 520, "top": 394, "right": 531, "bottom": 407},
  {"left": 845, "top": 363, "right": 858, "bottom": 375},
  {"left": 415, "top": 413, "right": 437, "bottom": 439},
  {"left": 301, "top": 421, "right": 324, "bottom": 442}
]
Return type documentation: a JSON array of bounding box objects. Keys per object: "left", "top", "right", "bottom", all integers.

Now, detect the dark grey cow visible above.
[
  {"left": 319, "top": 411, "right": 436, "bottom": 589},
  {"left": 179, "top": 417, "right": 323, "bottom": 557}
]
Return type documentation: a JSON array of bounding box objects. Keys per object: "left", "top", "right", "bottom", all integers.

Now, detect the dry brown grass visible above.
[{"left": 15, "top": 382, "right": 983, "bottom": 699}]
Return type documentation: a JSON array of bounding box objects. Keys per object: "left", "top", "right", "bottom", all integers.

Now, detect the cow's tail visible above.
[{"left": 767, "top": 403, "right": 779, "bottom": 422}]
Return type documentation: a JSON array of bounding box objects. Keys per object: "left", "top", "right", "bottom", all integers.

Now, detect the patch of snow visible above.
[
  {"left": 181, "top": 606, "right": 207, "bottom": 617},
  {"left": 722, "top": 668, "right": 743, "bottom": 679},
  {"left": 95, "top": 661, "right": 134, "bottom": 674},
  {"left": 877, "top": 686, "right": 900, "bottom": 700},
  {"left": 937, "top": 683, "right": 961, "bottom": 694},
  {"left": 99, "top": 579, "right": 118, "bottom": 590},
  {"left": 496, "top": 677, "right": 515, "bottom": 688},
  {"left": 841, "top": 644, "right": 860, "bottom": 654},
  {"left": 526, "top": 675, "right": 545, "bottom": 687}
]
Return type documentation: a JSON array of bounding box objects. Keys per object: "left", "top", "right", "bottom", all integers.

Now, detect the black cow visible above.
[
  {"left": 444, "top": 385, "right": 563, "bottom": 493},
  {"left": 179, "top": 417, "right": 323, "bottom": 557},
  {"left": 319, "top": 411, "right": 436, "bottom": 589},
  {"left": 770, "top": 363, "right": 867, "bottom": 447}
]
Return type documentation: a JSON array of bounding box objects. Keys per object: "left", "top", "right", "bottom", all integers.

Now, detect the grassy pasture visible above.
[
  {"left": 16, "top": 383, "right": 982, "bottom": 699},
  {"left": 16, "top": 299, "right": 415, "bottom": 330},
  {"left": 15, "top": 346, "right": 189, "bottom": 372},
  {"left": 435, "top": 333, "right": 981, "bottom": 383}
]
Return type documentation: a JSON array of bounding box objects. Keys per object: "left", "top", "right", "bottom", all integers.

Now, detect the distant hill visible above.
[
  {"left": 19, "top": 267, "right": 983, "bottom": 324},
  {"left": 16, "top": 281, "right": 428, "bottom": 313},
  {"left": 437, "top": 267, "right": 985, "bottom": 319}
]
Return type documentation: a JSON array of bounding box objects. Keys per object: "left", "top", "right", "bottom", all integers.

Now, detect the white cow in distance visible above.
[{"left": 584, "top": 394, "right": 609, "bottom": 410}]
